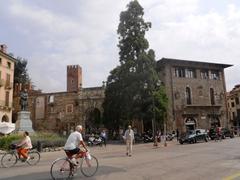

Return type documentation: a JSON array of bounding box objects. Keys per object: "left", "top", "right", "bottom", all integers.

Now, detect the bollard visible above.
[
  {"left": 153, "top": 136, "right": 158, "bottom": 147},
  {"left": 37, "top": 141, "right": 43, "bottom": 152}
]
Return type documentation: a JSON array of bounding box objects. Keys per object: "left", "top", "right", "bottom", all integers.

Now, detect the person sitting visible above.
[{"left": 17, "top": 131, "right": 32, "bottom": 161}]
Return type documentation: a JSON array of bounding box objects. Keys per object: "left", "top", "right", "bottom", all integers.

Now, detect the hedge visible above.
[{"left": 0, "top": 132, "right": 66, "bottom": 151}]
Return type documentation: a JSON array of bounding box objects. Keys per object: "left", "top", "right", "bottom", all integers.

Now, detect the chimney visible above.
[{"left": 0, "top": 44, "right": 7, "bottom": 53}]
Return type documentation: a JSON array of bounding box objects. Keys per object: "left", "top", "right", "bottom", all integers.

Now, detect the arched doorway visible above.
[
  {"left": 185, "top": 117, "right": 196, "bottom": 131},
  {"left": 85, "top": 108, "right": 101, "bottom": 134},
  {"left": 210, "top": 116, "right": 220, "bottom": 127},
  {"left": 2, "top": 115, "right": 9, "bottom": 122}
]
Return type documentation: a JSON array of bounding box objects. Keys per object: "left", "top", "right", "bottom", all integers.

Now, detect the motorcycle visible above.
[
  {"left": 87, "top": 135, "right": 103, "bottom": 146},
  {"left": 143, "top": 133, "right": 154, "bottom": 143},
  {"left": 166, "top": 133, "right": 174, "bottom": 141}
]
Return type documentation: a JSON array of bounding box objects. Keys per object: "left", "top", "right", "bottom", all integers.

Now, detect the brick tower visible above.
[{"left": 67, "top": 65, "right": 82, "bottom": 92}]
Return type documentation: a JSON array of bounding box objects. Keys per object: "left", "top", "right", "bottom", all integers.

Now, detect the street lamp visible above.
[{"left": 144, "top": 80, "right": 162, "bottom": 147}]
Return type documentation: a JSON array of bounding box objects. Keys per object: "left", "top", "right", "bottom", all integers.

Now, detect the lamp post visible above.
[{"left": 144, "top": 80, "right": 161, "bottom": 147}]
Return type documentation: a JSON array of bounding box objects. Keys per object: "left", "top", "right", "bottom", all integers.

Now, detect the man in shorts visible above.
[{"left": 64, "top": 125, "right": 88, "bottom": 165}]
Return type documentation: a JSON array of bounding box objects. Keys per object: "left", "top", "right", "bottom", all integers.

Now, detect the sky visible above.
[{"left": 0, "top": 0, "right": 240, "bottom": 92}]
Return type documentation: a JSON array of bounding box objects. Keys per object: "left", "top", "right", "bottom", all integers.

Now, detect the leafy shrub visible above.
[
  {"left": 0, "top": 132, "right": 66, "bottom": 151},
  {"left": 0, "top": 134, "right": 21, "bottom": 150}
]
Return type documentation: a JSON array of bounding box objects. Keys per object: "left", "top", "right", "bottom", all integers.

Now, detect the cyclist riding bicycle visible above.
[
  {"left": 16, "top": 131, "right": 32, "bottom": 162},
  {"left": 64, "top": 125, "right": 88, "bottom": 166}
]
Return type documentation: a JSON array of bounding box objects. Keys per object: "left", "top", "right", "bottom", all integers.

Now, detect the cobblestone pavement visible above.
[{"left": 0, "top": 138, "right": 240, "bottom": 180}]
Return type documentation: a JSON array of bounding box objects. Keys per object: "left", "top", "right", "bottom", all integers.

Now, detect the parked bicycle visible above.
[
  {"left": 50, "top": 150, "right": 98, "bottom": 179},
  {"left": 1, "top": 144, "right": 40, "bottom": 168}
]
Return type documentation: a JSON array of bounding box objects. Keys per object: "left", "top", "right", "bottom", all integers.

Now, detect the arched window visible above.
[
  {"left": 210, "top": 88, "right": 215, "bottom": 105},
  {"left": 2, "top": 115, "right": 9, "bottom": 122},
  {"left": 186, "top": 87, "right": 192, "bottom": 105}
]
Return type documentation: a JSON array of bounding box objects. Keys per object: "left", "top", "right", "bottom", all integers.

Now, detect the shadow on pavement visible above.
[{"left": 0, "top": 165, "right": 126, "bottom": 180}]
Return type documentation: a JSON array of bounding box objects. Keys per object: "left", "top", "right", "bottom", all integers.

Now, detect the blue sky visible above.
[{"left": 0, "top": 0, "right": 239, "bottom": 92}]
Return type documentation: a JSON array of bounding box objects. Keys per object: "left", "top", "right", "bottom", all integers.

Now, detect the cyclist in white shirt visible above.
[
  {"left": 64, "top": 125, "right": 88, "bottom": 165},
  {"left": 17, "top": 131, "right": 32, "bottom": 161}
]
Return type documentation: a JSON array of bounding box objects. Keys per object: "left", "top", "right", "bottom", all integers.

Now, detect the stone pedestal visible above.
[{"left": 15, "top": 111, "right": 34, "bottom": 133}]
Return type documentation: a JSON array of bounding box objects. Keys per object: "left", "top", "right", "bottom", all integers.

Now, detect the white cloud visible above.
[
  {"left": 1, "top": 0, "right": 239, "bottom": 92},
  {"left": 147, "top": 2, "right": 240, "bottom": 90}
]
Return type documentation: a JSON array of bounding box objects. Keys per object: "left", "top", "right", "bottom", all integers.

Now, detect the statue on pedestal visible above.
[
  {"left": 20, "top": 89, "right": 28, "bottom": 111},
  {"left": 16, "top": 89, "right": 34, "bottom": 133}
]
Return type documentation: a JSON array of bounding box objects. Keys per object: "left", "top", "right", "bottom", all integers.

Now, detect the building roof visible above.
[
  {"left": 0, "top": 50, "right": 18, "bottom": 63},
  {"left": 157, "top": 57, "right": 233, "bottom": 69}
]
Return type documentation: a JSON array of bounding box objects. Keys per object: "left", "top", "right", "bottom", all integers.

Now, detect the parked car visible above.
[
  {"left": 179, "top": 129, "right": 208, "bottom": 144},
  {"left": 221, "top": 128, "right": 234, "bottom": 139},
  {"left": 208, "top": 127, "right": 234, "bottom": 140}
]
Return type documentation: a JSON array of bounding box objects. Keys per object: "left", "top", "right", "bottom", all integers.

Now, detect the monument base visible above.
[{"left": 15, "top": 111, "right": 34, "bottom": 133}]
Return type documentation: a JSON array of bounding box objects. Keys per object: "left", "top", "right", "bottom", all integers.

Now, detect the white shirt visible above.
[
  {"left": 18, "top": 136, "right": 32, "bottom": 149},
  {"left": 124, "top": 129, "right": 135, "bottom": 141},
  {"left": 64, "top": 131, "right": 83, "bottom": 150}
]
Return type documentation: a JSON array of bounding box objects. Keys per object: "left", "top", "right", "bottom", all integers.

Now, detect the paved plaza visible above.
[{"left": 1, "top": 138, "right": 240, "bottom": 180}]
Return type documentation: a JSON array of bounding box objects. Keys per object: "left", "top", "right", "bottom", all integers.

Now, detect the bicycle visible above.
[
  {"left": 1, "top": 144, "right": 41, "bottom": 168},
  {"left": 50, "top": 151, "right": 98, "bottom": 179}
]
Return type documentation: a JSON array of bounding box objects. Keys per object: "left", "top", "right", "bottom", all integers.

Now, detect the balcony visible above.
[
  {"left": 0, "top": 79, "right": 4, "bottom": 87},
  {"left": 5, "top": 81, "right": 13, "bottom": 89}
]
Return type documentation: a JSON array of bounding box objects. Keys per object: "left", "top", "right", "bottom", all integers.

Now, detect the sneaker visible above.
[
  {"left": 69, "top": 158, "right": 78, "bottom": 166},
  {"left": 26, "top": 156, "right": 30, "bottom": 162}
]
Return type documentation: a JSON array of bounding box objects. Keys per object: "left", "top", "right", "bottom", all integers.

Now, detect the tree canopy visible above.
[{"left": 14, "top": 56, "right": 31, "bottom": 85}]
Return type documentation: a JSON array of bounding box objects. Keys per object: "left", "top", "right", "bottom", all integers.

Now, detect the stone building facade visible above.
[
  {"left": 157, "top": 58, "right": 231, "bottom": 133},
  {"left": 13, "top": 59, "right": 233, "bottom": 135},
  {"left": 227, "top": 84, "right": 240, "bottom": 127},
  {"left": 0, "top": 45, "right": 16, "bottom": 125},
  {"left": 13, "top": 65, "right": 105, "bottom": 135}
]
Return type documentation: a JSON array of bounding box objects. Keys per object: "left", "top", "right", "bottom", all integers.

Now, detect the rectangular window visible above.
[
  {"left": 7, "top": 62, "right": 11, "bottom": 69},
  {"left": 232, "top": 112, "right": 235, "bottom": 118},
  {"left": 185, "top": 68, "right": 196, "bottom": 78},
  {"left": 236, "top": 97, "right": 239, "bottom": 105},
  {"left": 200, "top": 70, "right": 209, "bottom": 79},
  {"left": 231, "top": 102, "right": 235, "bottom": 107},
  {"left": 6, "top": 73, "right": 10, "bottom": 86},
  {"left": 5, "top": 91, "right": 9, "bottom": 107},
  {"left": 175, "top": 67, "right": 185, "bottom": 78},
  {"left": 0, "top": 58, "right": 2, "bottom": 64},
  {"left": 209, "top": 70, "right": 220, "bottom": 80},
  {"left": 66, "top": 104, "right": 73, "bottom": 114}
]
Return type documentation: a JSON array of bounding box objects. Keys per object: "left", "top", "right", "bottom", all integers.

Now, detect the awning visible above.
[{"left": 0, "top": 122, "right": 15, "bottom": 134}]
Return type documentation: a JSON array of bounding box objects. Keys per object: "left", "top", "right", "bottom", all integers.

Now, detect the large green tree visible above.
[{"left": 103, "top": 0, "right": 167, "bottom": 133}]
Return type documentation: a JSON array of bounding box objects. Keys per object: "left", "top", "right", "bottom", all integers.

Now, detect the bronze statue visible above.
[{"left": 20, "top": 89, "right": 28, "bottom": 111}]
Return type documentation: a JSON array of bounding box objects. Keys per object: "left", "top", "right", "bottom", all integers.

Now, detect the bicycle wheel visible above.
[
  {"left": 80, "top": 155, "right": 98, "bottom": 177},
  {"left": 50, "top": 158, "right": 72, "bottom": 180},
  {"left": 1, "top": 153, "right": 18, "bottom": 168},
  {"left": 27, "top": 151, "right": 40, "bottom": 165}
]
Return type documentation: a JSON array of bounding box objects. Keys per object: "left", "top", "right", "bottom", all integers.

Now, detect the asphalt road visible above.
[{"left": 0, "top": 138, "right": 240, "bottom": 180}]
